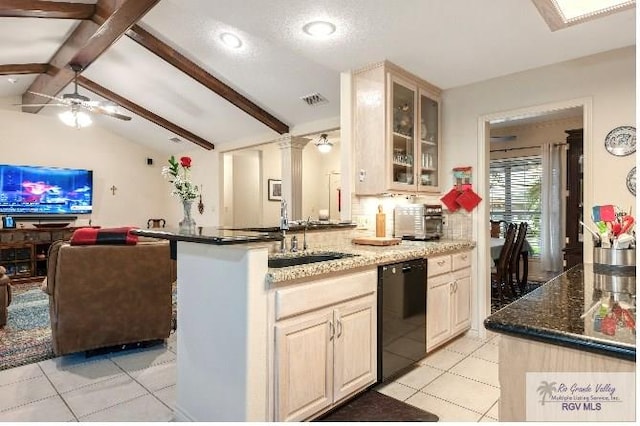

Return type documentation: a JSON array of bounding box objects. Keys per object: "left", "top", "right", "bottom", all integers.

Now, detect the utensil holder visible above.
[{"left": 593, "top": 248, "right": 636, "bottom": 267}]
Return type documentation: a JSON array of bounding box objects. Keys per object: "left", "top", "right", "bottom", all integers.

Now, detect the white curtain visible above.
[{"left": 540, "top": 143, "right": 563, "bottom": 272}]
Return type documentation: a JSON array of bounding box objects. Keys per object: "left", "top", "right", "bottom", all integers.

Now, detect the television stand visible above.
[{"left": 0, "top": 227, "right": 84, "bottom": 284}]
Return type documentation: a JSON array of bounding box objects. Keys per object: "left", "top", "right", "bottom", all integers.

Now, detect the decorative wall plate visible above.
[
  {"left": 626, "top": 167, "right": 636, "bottom": 196},
  {"left": 605, "top": 126, "right": 636, "bottom": 156}
]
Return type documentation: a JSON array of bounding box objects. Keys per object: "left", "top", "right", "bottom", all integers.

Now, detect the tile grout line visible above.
[
  {"left": 38, "top": 363, "right": 79, "bottom": 422},
  {"left": 114, "top": 357, "right": 176, "bottom": 413}
]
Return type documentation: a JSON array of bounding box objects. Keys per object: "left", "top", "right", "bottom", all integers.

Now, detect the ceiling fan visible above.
[{"left": 16, "top": 64, "right": 132, "bottom": 128}]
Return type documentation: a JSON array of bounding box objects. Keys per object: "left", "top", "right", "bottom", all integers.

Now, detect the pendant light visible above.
[{"left": 315, "top": 133, "right": 332, "bottom": 153}]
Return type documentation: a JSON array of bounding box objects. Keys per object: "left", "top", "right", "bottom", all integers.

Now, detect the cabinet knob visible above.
[
  {"left": 437, "top": 260, "right": 446, "bottom": 266},
  {"left": 336, "top": 319, "right": 343, "bottom": 338},
  {"left": 328, "top": 321, "right": 334, "bottom": 340},
  {"left": 461, "top": 255, "right": 467, "bottom": 260}
]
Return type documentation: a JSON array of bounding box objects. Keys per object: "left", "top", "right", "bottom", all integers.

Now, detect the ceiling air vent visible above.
[
  {"left": 168, "top": 137, "right": 182, "bottom": 144},
  {"left": 300, "top": 92, "right": 328, "bottom": 106}
]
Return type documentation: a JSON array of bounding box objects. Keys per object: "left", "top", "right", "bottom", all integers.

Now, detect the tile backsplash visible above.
[{"left": 351, "top": 194, "right": 473, "bottom": 240}]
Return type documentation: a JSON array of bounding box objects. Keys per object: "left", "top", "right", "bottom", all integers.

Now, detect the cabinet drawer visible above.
[
  {"left": 427, "top": 271, "right": 452, "bottom": 289},
  {"left": 452, "top": 251, "right": 471, "bottom": 271},
  {"left": 427, "top": 255, "right": 451, "bottom": 277},
  {"left": 275, "top": 268, "right": 377, "bottom": 321}
]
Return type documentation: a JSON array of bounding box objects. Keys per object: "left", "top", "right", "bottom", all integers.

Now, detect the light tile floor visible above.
[
  {"left": 377, "top": 333, "right": 501, "bottom": 422},
  {"left": 0, "top": 331, "right": 500, "bottom": 422},
  {"left": 0, "top": 333, "right": 178, "bottom": 422}
]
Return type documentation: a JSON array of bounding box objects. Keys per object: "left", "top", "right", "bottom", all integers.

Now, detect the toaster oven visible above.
[{"left": 393, "top": 204, "right": 443, "bottom": 240}]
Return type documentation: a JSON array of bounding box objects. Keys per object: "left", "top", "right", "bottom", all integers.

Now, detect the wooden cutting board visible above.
[{"left": 352, "top": 236, "right": 402, "bottom": 246}]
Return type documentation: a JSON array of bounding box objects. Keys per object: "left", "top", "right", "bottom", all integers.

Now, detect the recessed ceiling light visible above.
[
  {"left": 7, "top": 78, "right": 18, "bottom": 84},
  {"left": 302, "top": 21, "right": 336, "bottom": 38},
  {"left": 219, "top": 32, "right": 242, "bottom": 49},
  {"left": 169, "top": 137, "right": 182, "bottom": 144}
]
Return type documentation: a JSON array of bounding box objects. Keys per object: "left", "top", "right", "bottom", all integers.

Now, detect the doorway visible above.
[{"left": 476, "top": 98, "right": 592, "bottom": 338}]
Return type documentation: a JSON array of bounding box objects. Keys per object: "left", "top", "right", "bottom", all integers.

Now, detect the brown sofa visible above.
[
  {"left": 0, "top": 266, "right": 11, "bottom": 327},
  {"left": 43, "top": 239, "right": 176, "bottom": 356}
]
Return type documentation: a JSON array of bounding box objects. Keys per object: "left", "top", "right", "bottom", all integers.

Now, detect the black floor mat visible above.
[{"left": 317, "top": 390, "right": 439, "bottom": 422}]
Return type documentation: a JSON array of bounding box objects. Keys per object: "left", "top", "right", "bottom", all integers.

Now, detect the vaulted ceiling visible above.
[{"left": 0, "top": 0, "right": 635, "bottom": 154}]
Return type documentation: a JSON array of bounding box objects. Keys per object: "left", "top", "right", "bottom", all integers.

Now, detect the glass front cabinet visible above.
[{"left": 354, "top": 61, "right": 441, "bottom": 195}]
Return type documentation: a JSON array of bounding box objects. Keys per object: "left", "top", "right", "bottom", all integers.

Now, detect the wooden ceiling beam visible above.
[
  {"left": 0, "top": 0, "right": 95, "bottom": 19},
  {"left": 0, "top": 63, "right": 49, "bottom": 75},
  {"left": 77, "top": 75, "right": 215, "bottom": 150},
  {"left": 125, "top": 24, "right": 290, "bottom": 135},
  {"left": 21, "top": 0, "right": 160, "bottom": 113}
]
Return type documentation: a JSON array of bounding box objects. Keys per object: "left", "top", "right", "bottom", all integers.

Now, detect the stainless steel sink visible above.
[{"left": 268, "top": 252, "right": 356, "bottom": 268}]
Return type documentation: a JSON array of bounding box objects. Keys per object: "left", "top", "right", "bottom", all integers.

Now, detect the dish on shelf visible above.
[
  {"left": 626, "top": 167, "right": 636, "bottom": 196},
  {"left": 33, "top": 223, "right": 70, "bottom": 229},
  {"left": 605, "top": 126, "right": 635, "bottom": 156}
]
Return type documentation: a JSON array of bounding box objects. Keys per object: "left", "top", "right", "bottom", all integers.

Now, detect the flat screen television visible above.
[{"left": 0, "top": 164, "right": 93, "bottom": 215}]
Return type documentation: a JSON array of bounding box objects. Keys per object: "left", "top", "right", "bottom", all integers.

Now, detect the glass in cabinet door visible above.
[
  {"left": 391, "top": 81, "right": 415, "bottom": 187},
  {"left": 418, "top": 91, "right": 438, "bottom": 189}
]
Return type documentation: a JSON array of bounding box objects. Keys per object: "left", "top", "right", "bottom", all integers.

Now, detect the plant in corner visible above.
[{"left": 162, "top": 155, "right": 198, "bottom": 232}]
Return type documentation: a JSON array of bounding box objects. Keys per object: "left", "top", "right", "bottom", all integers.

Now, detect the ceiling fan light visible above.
[
  {"left": 59, "top": 109, "right": 92, "bottom": 129},
  {"left": 315, "top": 133, "right": 333, "bottom": 153}
]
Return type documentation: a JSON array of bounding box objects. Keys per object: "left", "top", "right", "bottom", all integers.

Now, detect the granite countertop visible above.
[
  {"left": 266, "top": 239, "right": 475, "bottom": 285},
  {"left": 223, "top": 221, "right": 357, "bottom": 233},
  {"left": 484, "top": 264, "right": 636, "bottom": 361},
  {"left": 131, "top": 227, "right": 282, "bottom": 245}
]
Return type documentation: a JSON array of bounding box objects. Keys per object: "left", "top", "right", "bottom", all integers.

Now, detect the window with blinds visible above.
[{"left": 489, "top": 156, "right": 542, "bottom": 256}]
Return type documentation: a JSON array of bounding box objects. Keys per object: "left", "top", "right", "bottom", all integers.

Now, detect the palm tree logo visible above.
[{"left": 537, "top": 381, "right": 557, "bottom": 405}]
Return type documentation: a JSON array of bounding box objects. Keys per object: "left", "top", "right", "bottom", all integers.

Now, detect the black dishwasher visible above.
[{"left": 377, "top": 258, "right": 427, "bottom": 382}]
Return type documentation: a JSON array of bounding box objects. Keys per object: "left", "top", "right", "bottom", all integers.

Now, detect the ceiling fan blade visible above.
[
  {"left": 27, "top": 91, "right": 66, "bottom": 103},
  {"left": 88, "top": 105, "right": 132, "bottom": 121},
  {"left": 13, "top": 103, "right": 68, "bottom": 107}
]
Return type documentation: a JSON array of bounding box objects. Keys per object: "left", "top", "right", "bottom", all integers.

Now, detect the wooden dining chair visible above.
[
  {"left": 491, "top": 222, "right": 517, "bottom": 303},
  {"left": 490, "top": 220, "right": 506, "bottom": 238},
  {"left": 508, "top": 222, "right": 529, "bottom": 295}
]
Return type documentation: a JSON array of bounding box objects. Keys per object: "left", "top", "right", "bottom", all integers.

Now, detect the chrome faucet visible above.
[
  {"left": 280, "top": 199, "right": 289, "bottom": 253},
  {"left": 290, "top": 235, "right": 298, "bottom": 252},
  {"left": 303, "top": 216, "right": 310, "bottom": 251}
]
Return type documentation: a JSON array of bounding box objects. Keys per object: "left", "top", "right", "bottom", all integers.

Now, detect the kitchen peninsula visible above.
[
  {"left": 484, "top": 264, "right": 636, "bottom": 422},
  {"left": 132, "top": 227, "right": 474, "bottom": 422}
]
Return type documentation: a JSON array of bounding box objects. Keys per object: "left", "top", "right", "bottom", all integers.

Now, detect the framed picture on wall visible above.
[{"left": 268, "top": 179, "right": 282, "bottom": 201}]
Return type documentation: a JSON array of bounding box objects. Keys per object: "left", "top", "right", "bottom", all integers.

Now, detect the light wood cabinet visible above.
[
  {"left": 275, "top": 310, "right": 334, "bottom": 422},
  {"left": 353, "top": 60, "right": 442, "bottom": 195},
  {"left": 273, "top": 270, "right": 377, "bottom": 422},
  {"left": 426, "top": 250, "right": 472, "bottom": 352},
  {"left": 332, "top": 297, "right": 376, "bottom": 402}
]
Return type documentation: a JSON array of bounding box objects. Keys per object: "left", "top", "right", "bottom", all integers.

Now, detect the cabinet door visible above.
[
  {"left": 451, "top": 270, "right": 471, "bottom": 334},
  {"left": 388, "top": 74, "right": 417, "bottom": 192},
  {"left": 275, "top": 310, "right": 334, "bottom": 422},
  {"left": 417, "top": 89, "right": 440, "bottom": 192},
  {"left": 333, "top": 296, "right": 376, "bottom": 402},
  {"left": 426, "top": 274, "right": 452, "bottom": 352}
]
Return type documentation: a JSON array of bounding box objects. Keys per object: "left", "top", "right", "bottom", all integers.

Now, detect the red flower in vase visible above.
[{"left": 180, "top": 156, "right": 192, "bottom": 168}]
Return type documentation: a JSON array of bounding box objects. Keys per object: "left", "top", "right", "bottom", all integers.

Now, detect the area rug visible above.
[
  {"left": 491, "top": 280, "right": 544, "bottom": 313},
  {"left": 0, "top": 283, "right": 177, "bottom": 371},
  {"left": 317, "top": 390, "right": 439, "bottom": 422}
]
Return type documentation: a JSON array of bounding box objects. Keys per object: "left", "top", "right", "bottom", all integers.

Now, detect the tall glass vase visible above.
[{"left": 179, "top": 199, "right": 196, "bottom": 233}]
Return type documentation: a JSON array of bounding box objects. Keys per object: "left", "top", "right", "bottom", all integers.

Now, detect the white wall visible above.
[
  {"left": 0, "top": 108, "right": 174, "bottom": 228},
  {"left": 301, "top": 141, "right": 341, "bottom": 221},
  {"left": 441, "top": 45, "right": 635, "bottom": 336},
  {"left": 443, "top": 46, "right": 635, "bottom": 215},
  {"left": 232, "top": 152, "right": 261, "bottom": 227}
]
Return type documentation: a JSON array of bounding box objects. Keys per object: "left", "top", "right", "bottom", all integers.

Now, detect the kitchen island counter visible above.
[
  {"left": 484, "top": 263, "right": 636, "bottom": 422},
  {"left": 484, "top": 263, "right": 635, "bottom": 361}
]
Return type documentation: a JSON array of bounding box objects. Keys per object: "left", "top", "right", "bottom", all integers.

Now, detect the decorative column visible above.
[{"left": 277, "top": 135, "right": 310, "bottom": 220}]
